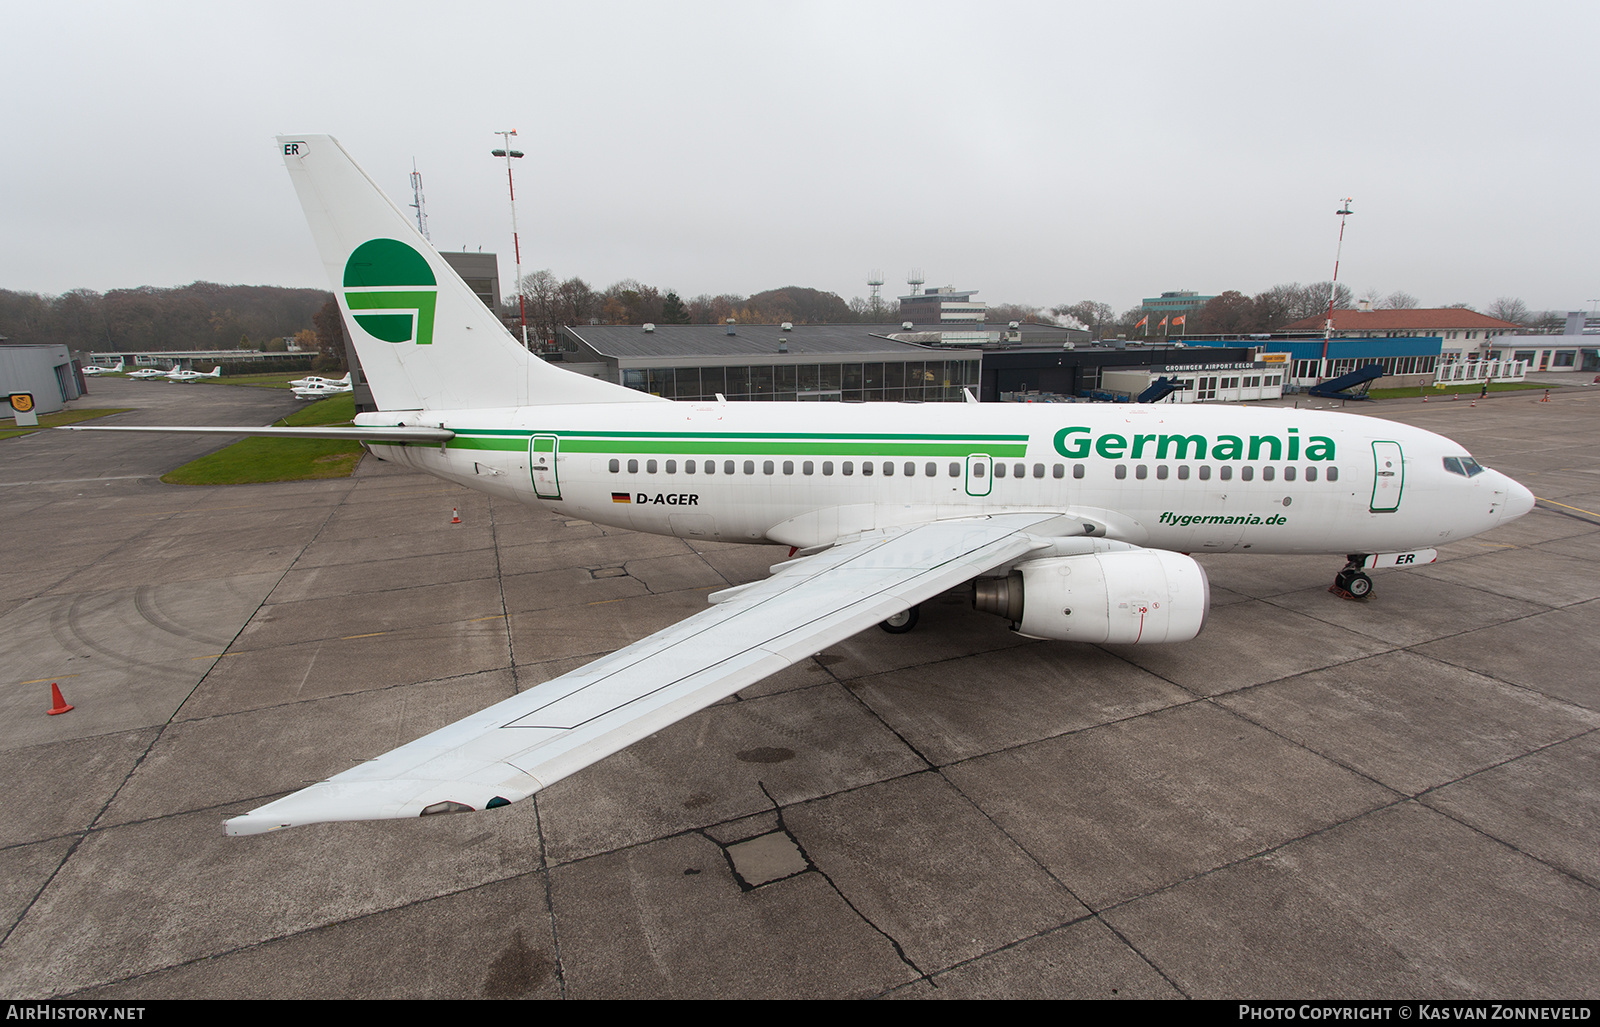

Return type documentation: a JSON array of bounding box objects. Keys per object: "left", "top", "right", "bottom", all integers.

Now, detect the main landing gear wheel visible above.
[{"left": 880, "top": 605, "right": 920, "bottom": 633}]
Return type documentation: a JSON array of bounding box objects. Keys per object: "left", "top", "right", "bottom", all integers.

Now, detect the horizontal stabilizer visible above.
[{"left": 58, "top": 424, "right": 454, "bottom": 442}]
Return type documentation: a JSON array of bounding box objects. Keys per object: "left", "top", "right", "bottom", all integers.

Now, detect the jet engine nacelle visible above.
[{"left": 973, "top": 549, "right": 1210, "bottom": 644}]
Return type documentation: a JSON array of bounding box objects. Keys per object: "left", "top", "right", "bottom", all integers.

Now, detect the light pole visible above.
[
  {"left": 492, "top": 131, "right": 528, "bottom": 349},
  {"left": 1319, "top": 198, "right": 1354, "bottom": 380}
]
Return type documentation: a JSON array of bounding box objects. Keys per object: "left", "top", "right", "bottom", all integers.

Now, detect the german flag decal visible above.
[{"left": 611, "top": 492, "right": 631, "bottom": 504}]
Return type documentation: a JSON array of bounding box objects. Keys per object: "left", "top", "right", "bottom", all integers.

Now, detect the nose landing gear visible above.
[{"left": 1331, "top": 555, "right": 1373, "bottom": 600}]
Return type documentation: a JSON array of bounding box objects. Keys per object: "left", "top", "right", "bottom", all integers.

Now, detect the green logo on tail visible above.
[{"left": 343, "top": 239, "right": 437, "bottom": 345}]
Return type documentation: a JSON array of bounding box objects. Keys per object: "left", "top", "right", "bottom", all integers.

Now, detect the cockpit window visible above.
[{"left": 1443, "top": 456, "right": 1486, "bottom": 477}]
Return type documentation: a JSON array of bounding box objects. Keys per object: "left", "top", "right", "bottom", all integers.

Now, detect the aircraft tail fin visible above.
[{"left": 278, "top": 135, "right": 656, "bottom": 412}]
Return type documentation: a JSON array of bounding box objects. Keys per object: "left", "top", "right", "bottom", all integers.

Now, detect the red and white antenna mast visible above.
[
  {"left": 491, "top": 130, "right": 528, "bottom": 349},
  {"left": 1319, "top": 198, "right": 1354, "bottom": 378}
]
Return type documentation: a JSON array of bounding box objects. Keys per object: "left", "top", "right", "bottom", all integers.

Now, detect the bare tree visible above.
[
  {"left": 1486, "top": 297, "right": 1531, "bottom": 326},
  {"left": 1381, "top": 291, "right": 1420, "bottom": 310}
]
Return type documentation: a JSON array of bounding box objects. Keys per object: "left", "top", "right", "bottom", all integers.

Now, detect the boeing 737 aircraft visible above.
[{"left": 66, "top": 136, "right": 1536, "bottom": 836}]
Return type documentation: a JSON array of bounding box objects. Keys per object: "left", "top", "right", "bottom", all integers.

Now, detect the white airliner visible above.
[
  {"left": 166, "top": 366, "right": 222, "bottom": 383},
  {"left": 287, "top": 372, "right": 352, "bottom": 390},
  {"left": 65, "top": 136, "right": 1537, "bottom": 836},
  {"left": 82, "top": 360, "right": 124, "bottom": 375},
  {"left": 126, "top": 365, "right": 178, "bottom": 380}
]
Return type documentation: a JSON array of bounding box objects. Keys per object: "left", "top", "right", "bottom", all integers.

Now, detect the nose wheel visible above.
[{"left": 1331, "top": 556, "right": 1373, "bottom": 600}]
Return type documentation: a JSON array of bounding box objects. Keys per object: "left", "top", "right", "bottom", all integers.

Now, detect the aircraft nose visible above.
[{"left": 1502, "top": 477, "right": 1536, "bottom": 523}]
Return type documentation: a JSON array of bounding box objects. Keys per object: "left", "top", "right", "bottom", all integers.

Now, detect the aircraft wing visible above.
[{"left": 224, "top": 512, "right": 1062, "bottom": 835}]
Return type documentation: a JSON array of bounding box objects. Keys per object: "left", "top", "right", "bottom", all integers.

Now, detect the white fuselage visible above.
[{"left": 358, "top": 400, "right": 1531, "bottom": 557}]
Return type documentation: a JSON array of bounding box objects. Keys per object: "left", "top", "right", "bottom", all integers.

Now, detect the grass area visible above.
[
  {"left": 1367, "top": 381, "right": 1552, "bottom": 400},
  {"left": 205, "top": 371, "right": 310, "bottom": 389},
  {"left": 0, "top": 408, "right": 133, "bottom": 440},
  {"left": 161, "top": 393, "right": 363, "bottom": 485}
]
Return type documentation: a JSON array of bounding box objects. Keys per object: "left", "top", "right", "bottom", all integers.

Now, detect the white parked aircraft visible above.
[
  {"left": 82, "top": 360, "right": 124, "bottom": 375},
  {"left": 287, "top": 372, "right": 351, "bottom": 390},
  {"left": 126, "top": 365, "right": 178, "bottom": 380},
  {"left": 166, "top": 366, "right": 221, "bottom": 383},
  {"left": 65, "top": 136, "right": 1537, "bottom": 836},
  {"left": 291, "top": 379, "right": 353, "bottom": 400}
]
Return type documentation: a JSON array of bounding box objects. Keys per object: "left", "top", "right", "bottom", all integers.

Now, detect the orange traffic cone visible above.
[
  {"left": 48, "top": 683, "right": 73, "bottom": 716},
  {"left": 451, "top": 507, "right": 462, "bottom": 524},
  {"left": 1541, "top": 390, "right": 1550, "bottom": 403}
]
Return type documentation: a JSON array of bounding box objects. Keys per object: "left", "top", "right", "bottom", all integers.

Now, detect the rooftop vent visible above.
[
  {"left": 642, "top": 323, "right": 655, "bottom": 332},
  {"left": 1009, "top": 321, "right": 1020, "bottom": 329},
  {"left": 726, "top": 318, "right": 736, "bottom": 336},
  {"left": 902, "top": 321, "right": 914, "bottom": 330},
  {"left": 778, "top": 341, "right": 788, "bottom": 353},
  {"left": 781, "top": 322, "right": 793, "bottom": 331}
]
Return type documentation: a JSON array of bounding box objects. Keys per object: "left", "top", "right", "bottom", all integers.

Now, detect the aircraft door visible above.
[
  {"left": 1370, "top": 441, "right": 1403, "bottom": 512},
  {"left": 530, "top": 435, "right": 561, "bottom": 500},
  {"left": 965, "top": 454, "right": 993, "bottom": 497}
]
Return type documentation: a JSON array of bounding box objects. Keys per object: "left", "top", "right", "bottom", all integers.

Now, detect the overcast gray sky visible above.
[{"left": 6, "top": 0, "right": 1596, "bottom": 315}]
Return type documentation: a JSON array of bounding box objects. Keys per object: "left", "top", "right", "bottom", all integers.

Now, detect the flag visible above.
[
  {"left": 1173, "top": 315, "right": 1186, "bottom": 326},
  {"left": 1135, "top": 315, "right": 1149, "bottom": 330},
  {"left": 1158, "top": 316, "right": 1169, "bottom": 328}
]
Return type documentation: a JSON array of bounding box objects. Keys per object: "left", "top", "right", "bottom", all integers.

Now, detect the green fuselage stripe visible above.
[{"left": 441, "top": 429, "right": 1030, "bottom": 458}]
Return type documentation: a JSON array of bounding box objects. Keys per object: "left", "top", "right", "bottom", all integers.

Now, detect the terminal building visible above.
[{"left": 559, "top": 321, "right": 1287, "bottom": 405}]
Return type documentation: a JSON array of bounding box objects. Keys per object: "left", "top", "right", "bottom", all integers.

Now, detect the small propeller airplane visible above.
[
  {"left": 81, "top": 360, "right": 125, "bottom": 375},
  {"left": 63, "top": 136, "right": 1537, "bottom": 836},
  {"left": 287, "top": 371, "right": 352, "bottom": 390},
  {"left": 125, "top": 365, "right": 178, "bottom": 380},
  {"left": 165, "top": 366, "right": 222, "bottom": 383}
]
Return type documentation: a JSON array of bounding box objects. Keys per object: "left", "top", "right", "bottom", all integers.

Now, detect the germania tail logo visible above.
[{"left": 342, "top": 238, "right": 438, "bottom": 345}]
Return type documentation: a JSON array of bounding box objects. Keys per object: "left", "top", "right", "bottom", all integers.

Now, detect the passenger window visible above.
[
  {"left": 724, "top": 460, "right": 735, "bottom": 475},
  {"left": 1327, "top": 466, "right": 1339, "bottom": 482},
  {"left": 1283, "top": 466, "right": 1296, "bottom": 481},
  {"left": 609, "top": 459, "right": 620, "bottom": 473},
  {"left": 883, "top": 462, "right": 893, "bottom": 476},
  {"left": 1073, "top": 464, "right": 1085, "bottom": 479},
  {"left": 743, "top": 460, "right": 755, "bottom": 475},
  {"left": 995, "top": 463, "right": 1007, "bottom": 478},
  {"left": 1053, "top": 464, "right": 1064, "bottom": 479},
  {"left": 763, "top": 460, "right": 774, "bottom": 475},
  {"left": 703, "top": 460, "right": 714, "bottom": 475},
  {"left": 802, "top": 460, "right": 814, "bottom": 475},
  {"left": 782, "top": 460, "right": 794, "bottom": 475},
  {"left": 1262, "top": 466, "right": 1274, "bottom": 481},
  {"left": 627, "top": 459, "right": 639, "bottom": 473},
  {"left": 1305, "top": 466, "right": 1317, "bottom": 482},
  {"left": 1241, "top": 466, "right": 1254, "bottom": 481},
  {"left": 1219, "top": 466, "right": 1232, "bottom": 481},
  {"left": 1199, "top": 465, "right": 1211, "bottom": 480},
  {"left": 1115, "top": 464, "right": 1127, "bottom": 480},
  {"left": 1033, "top": 463, "right": 1045, "bottom": 478},
  {"left": 949, "top": 462, "right": 960, "bottom": 477},
  {"left": 647, "top": 459, "right": 658, "bottom": 474},
  {"left": 686, "top": 460, "right": 696, "bottom": 474},
  {"left": 904, "top": 461, "right": 915, "bottom": 477},
  {"left": 823, "top": 461, "right": 834, "bottom": 475},
  {"left": 973, "top": 462, "right": 985, "bottom": 478},
  {"left": 1177, "top": 465, "right": 1189, "bottom": 480},
  {"left": 666, "top": 460, "right": 676, "bottom": 474},
  {"left": 1135, "top": 465, "right": 1148, "bottom": 480},
  {"left": 862, "top": 461, "right": 873, "bottom": 476},
  {"left": 1156, "top": 465, "right": 1169, "bottom": 480},
  {"left": 1016, "top": 463, "right": 1027, "bottom": 478},
  {"left": 843, "top": 461, "right": 854, "bottom": 476}
]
